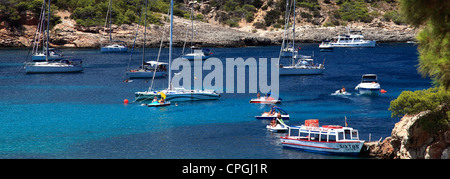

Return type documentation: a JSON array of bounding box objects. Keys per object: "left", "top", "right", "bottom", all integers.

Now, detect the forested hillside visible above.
[{"left": 1, "top": 0, "right": 404, "bottom": 30}]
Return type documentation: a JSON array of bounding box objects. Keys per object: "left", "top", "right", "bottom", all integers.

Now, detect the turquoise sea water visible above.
[{"left": 0, "top": 43, "right": 431, "bottom": 158}]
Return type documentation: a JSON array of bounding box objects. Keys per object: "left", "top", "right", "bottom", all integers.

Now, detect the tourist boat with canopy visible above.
[
  {"left": 280, "top": 119, "right": 365, "bottom": 155},
  {"left": 355, "top": 74, "right": 381, "bottom": 95},
  {"left": 134, "top": 0, "right": 220, "bottom": 102},
  {"left": 255, "top": 106, "right": 290, "bottom": 120}
]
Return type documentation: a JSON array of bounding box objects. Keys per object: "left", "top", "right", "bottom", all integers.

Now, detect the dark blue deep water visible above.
[{"left": 0, "top": 43, "right": 431, "bottom": 158}]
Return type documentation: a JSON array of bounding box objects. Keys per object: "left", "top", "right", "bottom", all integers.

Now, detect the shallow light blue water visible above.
[{"left": 0, "top": 43, "right": 431, "bottom": 158}]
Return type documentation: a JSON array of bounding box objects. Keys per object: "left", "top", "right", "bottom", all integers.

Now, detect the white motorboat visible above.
[
  {"left": 280, "top": 119, "right": 365, "bottom": 155},
  {"left": 319, "top": 40, "right": 333, "bottom": 52},
  {"left": 325, "top": 29, "right": 376, "bottom": 48},
  {"left": 101, "top": 43, "right": 128, "bottom": 53},
  {"left": 279, "top": 56, "right": 325, "bottom": 75},
  {"left": 355, "top": 74, "right": 381, "bottom": 95},
  {"left": 25, "top": 60, "right": 83, "bottom": 73},
  {"left": 127, "top": 61, "right": 168, "bottom": 78},
  {"left": 255, "top": 106, "right": 289, "bottom": 120}
]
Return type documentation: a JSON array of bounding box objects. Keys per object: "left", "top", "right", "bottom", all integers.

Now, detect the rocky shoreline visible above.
[
  {"left": 0, "top": 11, "right": 417, "bottom": 48},
  {"left": 361, "top": 109, "right": 450, "bottom": 159}
]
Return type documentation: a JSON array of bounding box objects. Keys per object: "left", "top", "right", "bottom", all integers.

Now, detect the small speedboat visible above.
[
  {"left": 355, "top": 74, "right": 381, "bottom": 95},
  {"left": 255, "top": 106, "right": 289, "bottom": 120},
  {"left": 331, "top": 89, "right": 351, "bottom": 96},
  {"left": 266, "top": 123, "right": 288, "bottom": 133},
  {"left": 146, "top": 101, "right": 171, "bottom": 107},
  {"left": 266, "top": 118, "right": 289, "bottom": 132},
  {"left": 250, "top": 97, "right": 281, "bottom": 104}
]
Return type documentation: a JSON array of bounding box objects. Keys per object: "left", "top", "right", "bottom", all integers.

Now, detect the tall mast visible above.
[
  {"left": 142, "top": 0, "right": 148, "bottom": 68},
  {"left": 292, "top": 0, "right": 296, "bottom": 58},
  {"left": 108, "top": 0, "right": 113, "bottom": 42},
  {"left": 45, "top": 0, "right": 50, "bottom": 62},
  {"left": 168, "top": 0, "right": 173, "bottom": 90},
  {"left": 190, "top": 2, "right": 194, "bottom": 53}
]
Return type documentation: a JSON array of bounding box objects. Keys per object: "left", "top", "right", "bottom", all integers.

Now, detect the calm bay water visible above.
[{"left": 0, "top": 43, "right": 430, "bottom": 158}]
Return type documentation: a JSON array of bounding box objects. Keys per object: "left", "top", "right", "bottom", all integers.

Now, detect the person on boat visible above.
[
  {"left": 257, "top": 92, "right": 260, "bottom": 99},
  {"left": 159, "top": 97, "right": 165, "bottom": 104},
  {"left": 277, "top": 113, "right": 284, "bottom": 125},
  {"left": 339, "top": 86, "right": 346, "bottom": 93},
  {"left": 152, "top": 96, "right": 158, "bottom": 103},
  {"left": 270, "top": 118, "right": 277, "bottom": 127}
]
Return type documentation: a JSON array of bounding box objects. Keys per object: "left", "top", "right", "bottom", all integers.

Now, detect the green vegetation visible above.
[
  {"left": 383, "top": 10, "right": 405, "bottom": 25},
  {"left": 400, "top": 0, "right": 450, "bottom": 90},
  {"left": 0, "top": 0, "right": 61, "bottom": 29},
  {"left": 388, "top": 87, "right": 449, "bottom": 134},
  {"left": 388, "top": 0, "right": 449, "bottom": 134},
  {"left": 339, "top": 0, "right": 373, "bottom": 23}
]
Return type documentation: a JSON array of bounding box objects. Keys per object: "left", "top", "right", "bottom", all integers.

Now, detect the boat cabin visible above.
[
  {"left": 286, "top": 120, "right": 360, "bottom": 142},
  {"left": 361, "top": 74, "right": 378, "bottom": 83}
]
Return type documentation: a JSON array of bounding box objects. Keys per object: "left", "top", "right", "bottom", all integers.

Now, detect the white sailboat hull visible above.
[
  {"left": 279, "top": 66, "right": 325, "bottom": 75},
  {"left": 32, "top": 54, "right": 63, "bottom": 61},
  {"left": 126, "top": 71, "right": 166, "bottom": 78},
  {"left": 135, "top": 88, "right": 220, "bottom": 102},
  {"left": 25, "top": 62, "right": 83, "bottom": 73}
]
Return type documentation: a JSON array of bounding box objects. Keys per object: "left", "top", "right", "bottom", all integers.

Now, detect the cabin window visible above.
[
  {"left": 338, "top": 132, "right": 344, "bottom": 141},
  {"left": 352, "top": 130, "right": 358, "bottom": 140},
  {"left": 320, "top": 132, "right": 328, "bottom": 141},
  {"left": 329, "top": 133, "right": 336, "bottom": 142},
  {"left": 344, "top": 130, "right": 351, "bottom": 140},
  {"left": 299, "top": 131, "right": 309, "bottom": 138}
]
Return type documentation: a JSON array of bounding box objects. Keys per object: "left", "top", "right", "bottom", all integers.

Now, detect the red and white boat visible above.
[
  {"left": 280, "top": 119, "right": 365, "bottom": 155},
  {"left": 250, "top": 97, "right": 281, "bottom": 104}
]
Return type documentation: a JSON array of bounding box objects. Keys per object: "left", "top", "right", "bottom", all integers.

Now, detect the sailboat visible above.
[
  {"left": 135, "top": 0, "right": 220, "bottom": 102},
  {"left": 278, "top": 0, "right": 324, "bottom": 75},
  {"left": 25, "top": 0, "right": 83, "bottom": 74},
  {"left": 126, "top": 0, "right": 168, "bottom": 79},
  {"left": 181, "top": 1, "right": 212, "bottom": 60},
  {"left": 100, "top": 0, "right": 128, "bottom": 53},
  {"left": 30, "top": 1, "right": 63, "bottom": 62}
]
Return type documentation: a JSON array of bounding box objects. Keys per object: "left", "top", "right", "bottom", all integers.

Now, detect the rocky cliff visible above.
[
  {"left": 0, "top": 10, "right": 416, "bottom": 48},
  {"left": 363, "top": 108, "right": 450, "bottom": 159}
]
